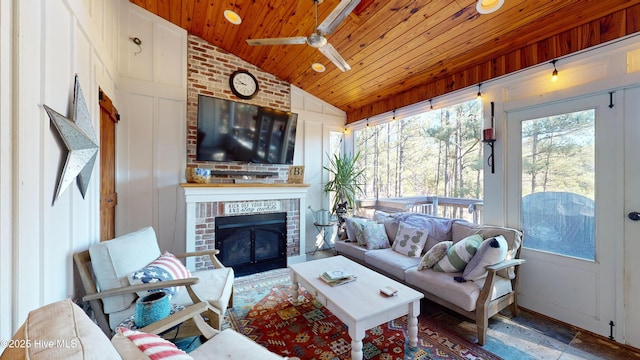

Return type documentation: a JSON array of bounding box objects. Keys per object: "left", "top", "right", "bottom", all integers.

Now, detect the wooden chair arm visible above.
[
  {"left": 139, "top": 302, "right": 218, "bottom": 339},
  {"left": 83, "top": 277, "right": 199, "bottom": 301},
  {"left": 485, "top": 258, "right": 526, "bottom": 272},
  {"left": 173, "top": 250, "right": 225, "bottom": 269}
]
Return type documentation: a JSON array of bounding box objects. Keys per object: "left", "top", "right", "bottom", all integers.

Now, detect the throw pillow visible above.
[
  {"left": 344, "top": 217, "right": 370, "bottom": 246},
  {"left": 362, "top": 221, "right": 391, "bottom": 250},
  {"left": 432, "top": 234, "right": 483, "bottom": 272},
  {"left": 112, "top": 327, "right": 193, "bottom": 360},
  {"left": 463, "top": 235, "right": 508, "bottom": 281},
  {"left": 391, "top": 222, "right": 430, "bottom": 258},
  {"left": 418, "top": 241, "right": 453, "bottom": 270},
  {"left": 128, "top": 251, "right": 191, "bottom": 298}
]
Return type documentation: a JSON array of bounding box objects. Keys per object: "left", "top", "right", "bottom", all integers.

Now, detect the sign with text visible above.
[
  {"left": 224, "top": 200, "right": 281, "bottom": 215},
  {"left": 288, "top": 166, "right": 305, "bottom": 184}
]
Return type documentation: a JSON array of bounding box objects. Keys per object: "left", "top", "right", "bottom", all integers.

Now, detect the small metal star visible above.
[{"left": 44, "top": 75, "right": 99, "bottom": 205}]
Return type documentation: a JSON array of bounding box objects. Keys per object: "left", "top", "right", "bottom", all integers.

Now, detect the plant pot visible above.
[{"left": 134, "top": 291, "right": 171, "bottom": 328}]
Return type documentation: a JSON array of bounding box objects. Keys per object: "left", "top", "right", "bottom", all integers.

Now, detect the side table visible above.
[{"left": 312, "top": 221, "right": 336, "bottom": 255}]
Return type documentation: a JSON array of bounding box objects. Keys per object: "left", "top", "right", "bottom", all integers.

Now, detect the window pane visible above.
[
  {"left": 520, "top": 110, "right": 595, "bottom": 260},
  {"left": 353, "top": 99, "right": 483, "bottom": 223}
]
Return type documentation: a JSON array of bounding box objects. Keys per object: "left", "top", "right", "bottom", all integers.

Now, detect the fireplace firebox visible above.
[{"left": 215, "top": 212, "right": 287, "bottom": 276}]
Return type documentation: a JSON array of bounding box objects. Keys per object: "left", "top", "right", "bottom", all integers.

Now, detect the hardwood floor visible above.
[{"left": 307, "top": 250, "right": 640, "bottom": 359}]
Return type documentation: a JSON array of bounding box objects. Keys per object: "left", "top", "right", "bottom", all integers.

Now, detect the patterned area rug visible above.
[{"left": 226, "top": 268, "right": 502, "bottom": 360}]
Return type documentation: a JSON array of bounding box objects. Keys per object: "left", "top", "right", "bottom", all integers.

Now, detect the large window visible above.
[
  {"left": 520, "top": 109, "right": 595, "bottom": 260},
  {"left": 353, "top": 99, "right": 483, "bottom": 222}
]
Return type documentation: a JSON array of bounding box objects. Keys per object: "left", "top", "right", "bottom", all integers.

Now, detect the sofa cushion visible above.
[
  {"left": 0, "top": 299, "right": 120, "bottom": 360},
  {"left": 391, "top": 222, "right": 429, "bottom": 257},
  {"left": 90, "top": 227, "right": 162, "bottom": 314},
  {"left": 334, "top": 239, "right": 368, "bottom": 262},
  {"left": 128, "top": 251, "right": 192, "bottom": 298},
  {"left": 112, "top": 327, "right": 193, "bottom": 359},
  {"left": 451, "top": 222, "right": 523, "bottom": 279},
  {"left": 463, "top": 235, "right": 508, "bottom": 281},
  {"left": 404, "top": 268, "right": 513, "bottom": 312},
  {"left": 432, "top": 234, "right": 482, "bottom": 272},
  {"left": 418, "top": 241, "right": 452, "bottom": 270},
  {"left": 365, "top": 248, "right": 420, "bottom": 280},
  {"left": 362, "top": 221, "right": 391, "bottom": 249}
]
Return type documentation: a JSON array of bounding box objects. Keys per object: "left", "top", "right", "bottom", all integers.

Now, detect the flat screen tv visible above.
[{"left": 196, "top": 95, "right": 298, "bottom": 164}]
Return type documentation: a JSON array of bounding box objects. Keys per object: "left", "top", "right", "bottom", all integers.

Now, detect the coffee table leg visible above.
[
  {"left": 291, "top": 274, "right": 300, "bottom": 304},
  {"left": 408, "top": 300, "right": 420, "bottom": 348},
  {"left": 349, "top": 326, "right": 365, "bottom": 360}
]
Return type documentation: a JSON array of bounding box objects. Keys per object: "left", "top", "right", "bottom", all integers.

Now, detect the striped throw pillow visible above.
[
  {"left": 432, "top": 234, "right": 483, "bottom": 272},
  {"left": 115, "top": 327, "right": 193, "bottom": 360},
  {"left": 128, "top": 251, "right": 191, "bottom": 298}
]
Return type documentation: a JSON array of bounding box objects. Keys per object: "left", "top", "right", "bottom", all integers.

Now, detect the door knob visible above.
[{"left": 628, "top": 212, "right": 640, "bottom": 221}]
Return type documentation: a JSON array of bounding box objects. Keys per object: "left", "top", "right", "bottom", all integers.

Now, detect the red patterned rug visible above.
[{"left": 226, "top": 269, "right": 502, "bottom": 360}]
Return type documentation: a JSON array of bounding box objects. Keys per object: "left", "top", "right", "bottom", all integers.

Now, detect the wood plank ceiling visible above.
[{"left": 131, "top": 0, "right": 640, "bottom": 123}]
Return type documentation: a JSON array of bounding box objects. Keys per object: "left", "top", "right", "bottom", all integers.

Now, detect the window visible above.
[
  {"left": 353, "top": 99, "right": 483, "bottom": 222},
  {"left": 520, "top": 109, "right": 595, "bottom": 260}
]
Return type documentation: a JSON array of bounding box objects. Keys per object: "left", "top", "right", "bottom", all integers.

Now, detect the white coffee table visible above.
[{"left": 289, "top": 256, "right": 424, "bottom": 360}]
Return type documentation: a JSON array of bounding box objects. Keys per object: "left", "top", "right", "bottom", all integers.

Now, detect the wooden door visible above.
[{"left": 99, "top": 89, "right": 119, "bottom": 241}]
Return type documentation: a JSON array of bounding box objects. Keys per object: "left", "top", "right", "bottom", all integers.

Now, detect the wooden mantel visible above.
[{"left": 180, "top": 183, "right": 310, "bottom": 270}]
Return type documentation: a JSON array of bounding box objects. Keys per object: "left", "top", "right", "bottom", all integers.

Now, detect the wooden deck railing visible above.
[{"left": 357, "top": 196, "right": 483, "bottom": 224}]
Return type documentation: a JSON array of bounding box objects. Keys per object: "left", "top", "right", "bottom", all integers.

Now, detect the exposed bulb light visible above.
[
  {"left": 224, "top": 10, "right": 242, "bottom": 25},
  {"left": 311, "top": 63, "right": 326, "bottom": 72},
  {"left": 551, "top": 60, "right": 559, "bottom": 82},
  {"left": 366, "top": 118, "right": 369, "bottom": 127},
  {"left": 429, "top": 99, "right": 433, "bottom": 110},
  {"left": 393, "top": 109, "right": 396, "bottom": 120},
  {"left": 476, "top": 84, "right": 482, "bottom": 100},
  {"left": 476, "top": 0, "right": 505, "bottom": 14}
]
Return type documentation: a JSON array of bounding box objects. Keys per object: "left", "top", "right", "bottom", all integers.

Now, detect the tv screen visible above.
[{"left": 196, "top": 95, "right": 298, "bottom": 164}]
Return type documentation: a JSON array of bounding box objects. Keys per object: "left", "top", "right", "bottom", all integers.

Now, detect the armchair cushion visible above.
[
  {"left": 128, "top": 251, "right": 192, "bottom": 298},
  {"left": 90, "top": 227, "right": 162, "bottom": 314},
  {"left": 171, "top": 267, "right": 234, "bottom": 315}
]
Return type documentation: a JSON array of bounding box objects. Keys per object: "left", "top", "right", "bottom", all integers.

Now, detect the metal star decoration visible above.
[{"left": 44, "top": 74, "right": 99, "bottom": 205}]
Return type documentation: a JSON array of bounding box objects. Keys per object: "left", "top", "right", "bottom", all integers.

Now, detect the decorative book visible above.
[
  {"left": 322, "top": 269, "right": 353, "bottom": 281},
  {"left": 319, "top": 273, "right": 357, "bottom": 287}
]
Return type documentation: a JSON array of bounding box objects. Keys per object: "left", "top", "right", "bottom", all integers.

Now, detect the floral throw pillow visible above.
[
  {"left": 418, "top": 241, "right": 453, "bottom": 270},
  {"left": 391, "top": 222, "right": 430, "bottom": 258},
  {"left": 344, "top": 217, "right": 370, "bottom": 246},
  {"left": 363, "top": 221, "right": 390, "bottom": 250}
]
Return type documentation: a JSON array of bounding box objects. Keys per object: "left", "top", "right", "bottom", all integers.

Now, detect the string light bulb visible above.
[
  {"left": 393, "top": 109, "right": 396, "bottom": 120},
  {"left": 551, "top": 60, "right": 558, "bottom": 82},
  {"left": 477, "top": 84, "right": 482, "bottom": 100},
  {"left": 366, "top": 118, "right": 369, "bottom": 127},
  {"left": 429, "top": 99, "right": 433, "bottom": 111}
]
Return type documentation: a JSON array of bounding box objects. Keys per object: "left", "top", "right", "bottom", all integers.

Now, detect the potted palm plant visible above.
[{"left": 323, "top": 151, "right": 365, "bottom": 216}]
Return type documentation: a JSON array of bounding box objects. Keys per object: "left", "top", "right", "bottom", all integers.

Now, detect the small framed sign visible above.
[{"left": 288, "top": 166, "right": 305, "bottom": 184}]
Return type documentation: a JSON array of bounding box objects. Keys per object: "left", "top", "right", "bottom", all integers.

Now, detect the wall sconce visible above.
[
  {"left": 129, "top": 37, "right": 142, "bottom": 55},
  {"left": 482, "top": 101, "right": 496, "bottom": 173},
  {"left": 476, "top": 83, "right": 482, "bottom": 100},
  {"left": 551, "top": 60, "right": 559, "bottom": 82}
]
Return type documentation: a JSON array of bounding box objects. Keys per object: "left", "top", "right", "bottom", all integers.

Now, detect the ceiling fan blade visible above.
[
  {"left": 246, "top": 37, "right": 307, "bottom": 46},
  {"left": 317, "top": 0, "right": 361, "bottom": 35},
  {"left": 318, "top": 43, "right": 351, "bottom": 72}
]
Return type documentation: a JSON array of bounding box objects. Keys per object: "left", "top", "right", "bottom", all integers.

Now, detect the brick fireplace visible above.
[{"left": 181, "top": 183, "right": 309, "bottom": 272}]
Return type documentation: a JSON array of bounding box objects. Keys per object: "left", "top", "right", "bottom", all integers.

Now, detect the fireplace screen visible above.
[{"left": 215, "top": 212, "right": 287, "bottom": 276}]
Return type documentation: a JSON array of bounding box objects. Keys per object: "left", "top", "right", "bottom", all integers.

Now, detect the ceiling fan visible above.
[{"left": 246, "top": 0, "right": 361, "bottom": 72}]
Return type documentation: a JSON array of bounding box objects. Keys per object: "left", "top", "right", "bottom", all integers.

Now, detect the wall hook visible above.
[{"left": 129, "top": 37, "right": 142, "bottom": 55}]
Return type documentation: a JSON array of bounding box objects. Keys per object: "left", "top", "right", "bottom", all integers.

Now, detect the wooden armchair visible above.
[{"left": 73, "top": 226, "right": 234, "bottom": 337}]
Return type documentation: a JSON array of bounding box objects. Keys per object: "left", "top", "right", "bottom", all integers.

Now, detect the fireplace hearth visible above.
[{"left": 215, "top": 212, "right": 287, "bottom": 276}]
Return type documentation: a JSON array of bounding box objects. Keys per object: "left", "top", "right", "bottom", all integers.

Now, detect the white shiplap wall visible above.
[{"left": 0, "top": 0, "right": 120, "bottom": 342}]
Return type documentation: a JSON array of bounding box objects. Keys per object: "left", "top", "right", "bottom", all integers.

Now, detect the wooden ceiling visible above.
[{"left": 131, "top": 0, "right": 640, "bottom": 123}]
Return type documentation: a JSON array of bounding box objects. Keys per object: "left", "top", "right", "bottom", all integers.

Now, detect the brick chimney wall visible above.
[{"left": 186, "top": 34, "right": 292, "bottom": 182}]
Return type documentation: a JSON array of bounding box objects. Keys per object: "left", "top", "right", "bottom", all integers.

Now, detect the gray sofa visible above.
[{"left": 334, "top": 212, "right": 525, "bottom": 345}]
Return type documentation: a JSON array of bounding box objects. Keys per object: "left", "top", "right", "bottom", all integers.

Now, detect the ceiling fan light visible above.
[
  {"left": 476, "top": 0, "right": 504, "bottom": 14},
  {"left": 224, "top": 10, "right": 242, "bottom": 25},
  {"left": 312, "top": 63, "right": 326, "bottom": 72}
]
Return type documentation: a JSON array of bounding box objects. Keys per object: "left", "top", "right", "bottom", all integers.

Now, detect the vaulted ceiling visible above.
[{"left": 131, "top": 0, "right": 640, "bottom": 123}]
